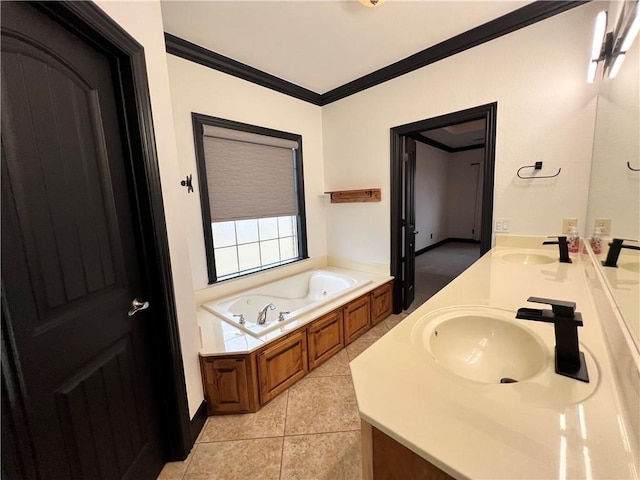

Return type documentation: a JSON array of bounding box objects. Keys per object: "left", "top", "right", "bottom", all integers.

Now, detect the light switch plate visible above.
[{"left": 495, "top": 218, "right": 511, "bottom": 233}]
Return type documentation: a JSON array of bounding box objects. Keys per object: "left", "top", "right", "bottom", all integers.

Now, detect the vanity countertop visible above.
[
  {"left": 198, "top": 266, "right": 393, "bottom": 356},
  {"left": 350, "top": 239, "right": 639, "bottom": 479}
]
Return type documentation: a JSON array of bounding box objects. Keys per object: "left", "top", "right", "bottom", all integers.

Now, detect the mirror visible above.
[{"left": 586, "top": 0, "right": 640, "bottom": 348}]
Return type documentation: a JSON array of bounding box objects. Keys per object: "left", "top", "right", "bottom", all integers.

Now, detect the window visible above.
[{"left": 192, "top": 114, "right": 308, "bottom": 283}]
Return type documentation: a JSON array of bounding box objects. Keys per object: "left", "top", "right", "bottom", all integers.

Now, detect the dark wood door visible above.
[
  {"left": 1, "top": 3, "right": 165, "bottom": 479},
  {"left": 403, "top": 136, "right": 417, "bottom": 310}
]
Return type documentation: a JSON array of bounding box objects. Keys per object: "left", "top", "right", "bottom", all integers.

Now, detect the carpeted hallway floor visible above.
[{"left": 406, "top": 241, "right": 481, "bottom": 313}]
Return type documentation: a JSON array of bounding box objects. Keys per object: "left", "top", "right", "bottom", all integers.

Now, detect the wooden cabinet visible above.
[
  {"left": 371, "top": 281, "right": 393, "bottom": 326},
  {"left": 362, "top": 421, "right": 454, "bottom": 480},
  {"left": 257, "top": 330, "right": 308, "bottom": 404},
  {"left": 199, "top": 355, "right": 259, "bottom": 415},
  {"left": 200, "top": 281, "right": 393, "bottom": 415},
  {"left": 343, "top": 294, "right": 371, "bottom": 345},
  {"left": 307, "top": 309, "right": 344, "bottom": 370}
]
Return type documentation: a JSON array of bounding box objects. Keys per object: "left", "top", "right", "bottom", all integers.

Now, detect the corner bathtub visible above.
[{"left": 202, "top": 270, "right": 371, "bottom": 337}]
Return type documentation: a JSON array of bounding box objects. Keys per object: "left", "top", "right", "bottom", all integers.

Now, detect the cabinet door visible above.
[
  {"left": 371, "top": 282, "right": 393, "bottom": 326},
  {"left": 257, "top": 330, "right": 308, "bottom": 405},
  {"left": 308, "top": 309, "right": 344, "bottom": 370},
  {"left": 344, "top": 295, "right": 371, "bottom": 345},
  {"left": 200, "top": 356, "right": 258, "bottom": 414}
]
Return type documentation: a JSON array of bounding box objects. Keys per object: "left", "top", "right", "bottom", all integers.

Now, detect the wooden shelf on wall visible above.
[{"left": 324, "top": 188, "right": 381, "bottom": 203}]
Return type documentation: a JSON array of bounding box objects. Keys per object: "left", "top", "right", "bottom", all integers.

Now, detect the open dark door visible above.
[
  {"left": 402, "top": 137, "right": 417, "bottom": 310},
  {"left": 1, "top": 3, "right": 167, "bottom": 478}
]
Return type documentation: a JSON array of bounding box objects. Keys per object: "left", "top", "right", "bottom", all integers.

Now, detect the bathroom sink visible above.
[
  {"left": 500, "top": 252, "right": 555, "bottom": 265},
  {"left": 619, "top": 260, "right": 639, "bottom": 273},
  {"left": 413, "top": 308, "right": 548, "bottom": 384}
]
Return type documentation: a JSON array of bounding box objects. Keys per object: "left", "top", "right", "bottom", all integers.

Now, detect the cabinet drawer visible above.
[
  {"left": 200, "top": 356, "right": 258, "bottom": 414},
  {"left": 371, "top": 281, "right": 393, "bottom": 326},
  {"left": 344, "top": 295, "right": 371, "bottom": 345},
  {"left": 307, "top": 309, "right": 344, "bottom": 370},
  {"left": 257, "top": 330, "right": 308, "bottom": 404}
]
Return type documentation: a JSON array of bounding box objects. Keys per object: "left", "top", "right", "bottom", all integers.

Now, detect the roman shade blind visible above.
[{"left": 202, "top": 125, "right": 299, "bottom": 222}]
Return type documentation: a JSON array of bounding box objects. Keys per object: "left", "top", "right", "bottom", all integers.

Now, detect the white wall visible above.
[
  {"left": 322, "top": 3, "right": 600, "bottom": 268},
  {"left": 93, "top": 1, "right": 202, "bottom": 418},
  {"left": 165, "top": 55, "right": 327, "bottom": 293},
  {"left": 446, "top": 149, "right": 484, "bottom": 240},
  {"left": 415, "top": 143, "right": 448, "bottom": 250}
]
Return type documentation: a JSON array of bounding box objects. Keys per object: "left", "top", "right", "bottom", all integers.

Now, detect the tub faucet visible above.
[
  {"left": 516, "top": 296, "right": 589, "bottom": 383},
  {"left": 542, "top": 236, "right": 571, "bottom": 263},
  {"left": 602, "top": 238, "right": 640, "bottom": 267},
  {"left": 257, "top": 303, "right": 276, "bottom": 325}
]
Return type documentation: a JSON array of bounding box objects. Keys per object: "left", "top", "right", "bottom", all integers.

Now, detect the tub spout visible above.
[{"left": 257, "top": 303, "right": 276, "bottom": 325}]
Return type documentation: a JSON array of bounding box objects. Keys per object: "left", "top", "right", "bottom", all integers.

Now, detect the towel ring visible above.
[
  {"left": 517, "top": 161, "right": 561, "bottom": 179},
  {"left": 627, "top": 161, "right": 640, "bottom": 172}
]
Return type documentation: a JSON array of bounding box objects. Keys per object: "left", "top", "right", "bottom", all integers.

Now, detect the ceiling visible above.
[
  {"left": 420, "top": 119, "right": 486, "bottom": 149},
  {"left": 160, "top": 1, "right": 531, "bottom": 94}
]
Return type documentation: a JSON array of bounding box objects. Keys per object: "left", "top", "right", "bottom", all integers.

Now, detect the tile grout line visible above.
[
  {"left": 279, "top": 389, "right": 289, "bottom": 480},
  {"left": 196, "top": 434, "right": 290, "bottom": 444},
  {"left": 282, "top": 428, "right": 362, "bottom": 438},
  {"left": 179, "top": 440, "right": 198, "bottom": 480}
]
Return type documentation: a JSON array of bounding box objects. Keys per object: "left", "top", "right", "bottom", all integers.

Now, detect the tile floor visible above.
[{"left": 157, "top": 314, "right": 408, "bottom": 480}]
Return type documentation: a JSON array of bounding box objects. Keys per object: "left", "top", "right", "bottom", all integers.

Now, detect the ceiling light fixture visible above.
[{"left": 359, "top": 0, "right": 385, "bottom": 7}]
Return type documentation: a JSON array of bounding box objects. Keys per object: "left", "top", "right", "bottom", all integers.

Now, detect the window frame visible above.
[{"left": 192, "top": 113, "right": 308, "bottom": 284}]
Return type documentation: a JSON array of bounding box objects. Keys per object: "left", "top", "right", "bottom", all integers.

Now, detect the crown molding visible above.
[
  {"left": 411, "top": 133, "right": 486, "bottom": 153},
  {"left": 164, "top": 1, "right": 587, "bottom": 106},
  {"left": 164, "top": 33, "right": 323, "bottom": 105}
]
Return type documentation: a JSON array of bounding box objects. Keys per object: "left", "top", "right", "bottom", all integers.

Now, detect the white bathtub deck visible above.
[{"left": 197, "top": 267, "right": 393, "bottom": 356}]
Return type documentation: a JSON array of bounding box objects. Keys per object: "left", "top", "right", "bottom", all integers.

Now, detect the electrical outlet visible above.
[
  {"left": 595, "top": 218, "right": 611, "bottom": 236},
  {"left": 562, "top": 218, "right": 577, "bottom": 234}
]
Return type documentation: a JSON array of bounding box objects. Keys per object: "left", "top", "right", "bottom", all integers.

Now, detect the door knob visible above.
[
  {"left": 128, "top": 298, "right": 150, "bottom": 316},
  {"left": 413, "top": 231, "right": 419, "bottom": 235}
]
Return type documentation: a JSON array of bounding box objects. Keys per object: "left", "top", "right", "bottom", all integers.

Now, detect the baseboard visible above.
[
  {"left": 448, "top": 238, "right": 481, "bottom": 244},
  {"left": 416, "top": 238, "right": 480, "bottom": 256},
  {"left": 190, "top": 400, "right": 207, "bottom": 446},
  {"left": 415, "top": 239, "right": 448, "bottom": 256}
]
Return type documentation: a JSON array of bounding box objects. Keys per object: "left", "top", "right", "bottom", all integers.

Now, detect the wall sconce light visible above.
[
  {"left": 588, "top": 3, "right": 640, "bottom": 83},
  {"left": 587, "top": 11, "right": 608, "bottom": 83}
]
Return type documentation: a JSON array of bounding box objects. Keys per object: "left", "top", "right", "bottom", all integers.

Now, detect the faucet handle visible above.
[
  {"left": 233, "top": 313, "right": 246, "bottom": 325},
  {"left": 542, "top": 235, "right": 567, "bottom": 244},
  {"left": 526, "top": 297, "right": 577, "bottom": 318},
  {"left": 610, "top": 238, "right": 640, "bottom": 249},
  {"left": 278, "top": 311, "right": 290, "bottom": 322}
]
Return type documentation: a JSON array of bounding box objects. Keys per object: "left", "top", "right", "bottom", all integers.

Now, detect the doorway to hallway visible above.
[
  {"left": 406, "top": 241, "right": 481, "bottom": 313},
  {"left": 390, "top": 103, "right": 497, "bottom": 313}
]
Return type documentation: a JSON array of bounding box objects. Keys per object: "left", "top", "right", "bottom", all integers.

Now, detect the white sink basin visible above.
[
  {"left": 413, "top": 308, "right": 548, "bottom": 384},
  {"left": 619, "top": 260, "right": 639, "bottom": 273},
  {"left": 500, "top": 252, "right": 555, "bottom": 265}
]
